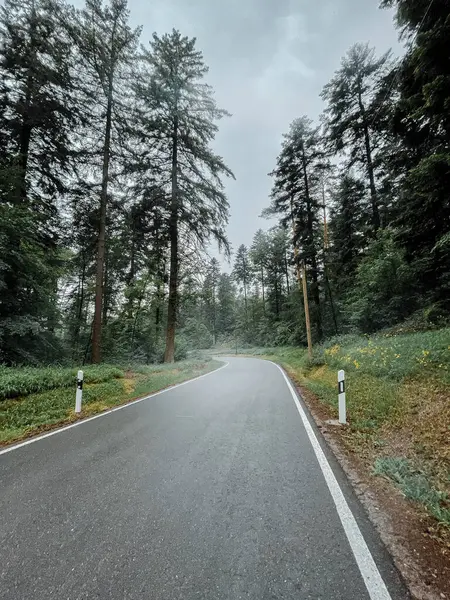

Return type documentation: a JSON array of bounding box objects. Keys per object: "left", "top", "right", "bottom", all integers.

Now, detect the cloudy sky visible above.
[{"left": 130, "top": 0, "right": 403, "bottom": 262}]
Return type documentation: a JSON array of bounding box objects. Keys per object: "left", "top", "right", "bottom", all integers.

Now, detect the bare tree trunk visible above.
[
  {"left": 243, "top": 278, "right": 248, "bottom": 323},
  {"left": 73, "top": 255, "right": 86, "bottom": 357},
  {"left": 322, "top": 176, "right": 329, "bottom": 249},
  {"left": 301, "top": 262, "right": 313, "bottom": 359},
  {"left": 274, "top": 279, "right": 280, "bottom": 317},
  {"left": 90, "top": 8, "right": 122, "bottom": 363},
  {"left": 284, "top": 252, "right": 290, "bottom": 294},
  {"left": 324, "top": 263, "right": 338, "bottom": 335},
  {"left": 154, "top": 253, "right": 164, "bottom": 326},
  {"left": 102, "top": 242, "right": 109, "bottom": 327},
  {"left": 131, "top": 284, "right": 146, "bottom": 351},
  {"left": 92, "top": 35, "right": 115, "bottom": 363},
  {"left": 17, "top": 120, "right": 32, "bottom": 202},
  {"left": 261, "top": 267, "right": 266, "bottom": 315},
  {"left": 289, "top": 194, "right": 303, "bottom": 293},
  {"left": 357, "top": 84, "right": 380, "bottom": 230},
  {"left": 301, "top": 144, "right": 323, "bottom": 340},
  {"left": 212, "top": 283, "right": 216, "bottom": 345},
  {"left": 127, "top": 226, "right": 136, "bottom": 318},
  {"left": 164, "top": 115, "right": 179, "bottom": 363}
]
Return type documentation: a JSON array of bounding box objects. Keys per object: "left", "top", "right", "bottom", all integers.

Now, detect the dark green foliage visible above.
[
  {"left": 179, "top": 319, "right": 213, "bottom": 350},
  {"left": 0, "top": 204, "right": 64, "bottom": 364},
  {"left": 394, "top": 154, "right": 450, "bottom": 309},
  {"left": 346, "top": 231, "right": 417, "bottom": 332},
  {"left": 216, "top": 274, "right": 236, "bottom": 338},
  {"left": 0, "top": 0, "right": 77, "bottom": 364},
  {"left": 0, "top": 2, "right": 234, "bottom": 366},
  {"left": 232, "top": 244, "right": 251, "bottom": 324},
  {"left": 134, "top": 29, "right": 233, "bottom": 362},
  {"left": 0, "top": 0, "right": 449, "bottom": 367},
  {"left": 379, "top": 0, "right": 450, "bottom": 311},
  {"left": 259, "top": 1, "right": 450, "bottom": 340},
  {"left": 321, "top": 43, "right": 392, "bottom": 231},
  {"left": 329, "top": 175, "right": 368, "bottom": 287},
  {"left": 267, "top": 117, "right": 325, "bottom": 340}
]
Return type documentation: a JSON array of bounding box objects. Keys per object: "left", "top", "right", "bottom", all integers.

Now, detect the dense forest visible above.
[{"left": 0, "top": 0, "right": 449, "bottom": 365}]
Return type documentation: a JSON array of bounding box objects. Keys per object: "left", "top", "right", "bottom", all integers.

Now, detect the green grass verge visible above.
[
  {"left": 0, "top": 364, "right": 124, "bottom": 400},
  {"left": 0, "top": 359, "right": 221, "bottom": 445},
  {"left": 319, "top": 328, "right": 450, "bottom": 383},
  {"left": 244, "top": 328, "right": 450, "bottom": 531}
]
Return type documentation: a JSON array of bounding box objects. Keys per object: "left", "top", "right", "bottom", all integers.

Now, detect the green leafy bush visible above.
[
  {"left": 179, "top": 319, "right": 214, "bottom": 350},
  {"left": 374, "top": 457, "right": 450, "bottom": 526},
  {"left": 347, "top": 231, "right": 417, "bottom": 333}
]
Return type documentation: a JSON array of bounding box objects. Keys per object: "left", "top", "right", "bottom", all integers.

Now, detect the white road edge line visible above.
[
  {"left": 272, "top": 362, "right": 393, "bottom": 600},
  {"left": 0, "top": 361, "right": 229, "bottom": 457}
]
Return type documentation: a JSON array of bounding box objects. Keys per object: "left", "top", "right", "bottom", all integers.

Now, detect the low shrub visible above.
[
  {"left": 0, "top": 365, "right": 124, "bottom": 401},
  {"left": 374, "top": 457, "right": 450, "bottom": 527}
]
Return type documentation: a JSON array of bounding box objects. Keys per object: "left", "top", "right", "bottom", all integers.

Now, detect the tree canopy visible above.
[{"left": 0, "top": 0, "right": 448, "bottom": 365}]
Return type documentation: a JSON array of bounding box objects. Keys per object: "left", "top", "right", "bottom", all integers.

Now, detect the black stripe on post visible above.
[
  {"left": 77, "top": 379, "right": 83, "bottom": 390},
  {"left": 338, "top": 381, "right": 345, "bottom": 394}
]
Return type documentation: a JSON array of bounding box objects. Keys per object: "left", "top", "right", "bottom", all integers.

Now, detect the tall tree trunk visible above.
[
  {"left": 284, "top": 252, "right": 290, "bottom": 294},
  {"left": 301, "top": 145, "right": 323, "bottom": 340},
  {"left": 322, "top": 176, "right": 329, "bottom": 250},
  {"left": 212, "top": 286, "right": 216, "bottom": 345},
  {"left": 324, "top": 265, "right": 338, "bottom": 335},
  {"left": 274, "top": 279, "right": 280, "bottom": 317},
  {"left": 155, "top": 256, "right": 165, "bottom": 331},
  {"left": 250, "top": 295, "right": 255, "bottom": 329},
  {"left": 17, "top": 120, "right": 32, "bottom": 202},
  {"left": 243, "top": 278, "right": 248, "bottom": 322},
  {"left": 261, "top": 267, "right": 266, "bottom": 314},
  {"left": 164, "top": 115, "right": 179, "bottom": 363},
  {"left": 74, "top": 255, "right": 86, "bottom": 357},
  {"left": 92, "top": 59, "right": 114, "bottom": 363},
  {"left": 131, "top": 285, "right": 146, "bottom": 351},
  {"left": 102, "top": 241, "right": 109, "bottom": 327},
  {"left": 155, "top": 294, "right": 161, "bottom": 328},
  {"left": 289, "top": 194, "right": 303, "bottom": 293},
  {"left": 357, "top": 84, "right": 380, "bottom": 230}
]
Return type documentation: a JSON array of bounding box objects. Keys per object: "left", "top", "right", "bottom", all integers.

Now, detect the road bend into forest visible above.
[{"left": 0, "top": 357, "right": 409, "bottom": 600}]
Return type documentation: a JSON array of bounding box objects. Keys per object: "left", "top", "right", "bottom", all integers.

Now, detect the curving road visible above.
[{"left": 0, "top": 357, "right": 409, "bottom": 600}]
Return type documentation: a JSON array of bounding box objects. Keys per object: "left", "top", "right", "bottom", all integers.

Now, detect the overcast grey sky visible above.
[{"left": 131, "top": 1, "right": 403, "bottom": 261}]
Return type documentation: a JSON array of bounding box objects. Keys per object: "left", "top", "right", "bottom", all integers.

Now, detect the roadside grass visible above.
[
  {"left": 319, "top": 328, "right": 450, "bottom": 383},
  {"left": 245, "top": 328, "right": 450, "bottom": 534},
  {"left": 0, "top": 359, "right": 220, "bottom": 445},
  {"left": 374, "top": 457, "right": 450, "bottom": 528},
  {"left": 0, "top": 364, "right": 124, "bottom": 401}
]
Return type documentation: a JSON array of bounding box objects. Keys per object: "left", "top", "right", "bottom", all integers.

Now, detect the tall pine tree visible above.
[
  {"left": 70, "top": 0, "right": 140, "bottom": 363},
  {"left": 0, "top": 0, "right": 76, "bottom": 363},
  {"left": 136, "top": 30, "right": 233, "bottom": 362},
  {"left": 321, "top": 43, "right": 392, "bottom": 231}
]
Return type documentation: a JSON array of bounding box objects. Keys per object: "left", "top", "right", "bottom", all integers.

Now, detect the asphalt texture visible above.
[{"left": 0, "top": 357, "right": 409, "bottom": 600}]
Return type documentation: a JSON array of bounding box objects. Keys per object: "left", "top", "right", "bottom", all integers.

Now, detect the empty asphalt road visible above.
[{"left": 0, "top": 357, "right": 409, "bottom": 600}]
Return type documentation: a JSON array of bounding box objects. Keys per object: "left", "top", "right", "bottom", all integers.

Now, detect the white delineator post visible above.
[
  {"left": 75, "top": 370, "right": 84, "bottom": 413},
  {"left": 338, "top": 369, "right": 346, "bottom": 424}
]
